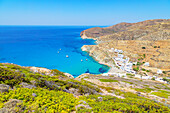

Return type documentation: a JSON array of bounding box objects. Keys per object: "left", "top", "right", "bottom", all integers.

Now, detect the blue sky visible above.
[{"left": 0, "top": 0, "right": 169, "bottom": 25}]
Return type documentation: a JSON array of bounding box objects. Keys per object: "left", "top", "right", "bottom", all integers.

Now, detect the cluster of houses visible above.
[
  {"left": 104, "top": 48, "right": 168, "bottom": 83},
  {"left": 109, "top": 48, "right": 136, "bottom": 74}
]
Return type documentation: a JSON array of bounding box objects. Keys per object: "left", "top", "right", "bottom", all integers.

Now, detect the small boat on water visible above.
[
  {"left": 60, "top": 48, "right": 61, "bottom": 50},
  {"left": 66, "top": 55, "right": 69, "bottom": 58},
  {"left": 58, "top": 51, "right": 59, "bottom": 53},
  {"left": 81, "top": 59, "right": 83, "bottom": 62},
  {"left": 86, "top": 59, "right": 88, "bottom": 61}
]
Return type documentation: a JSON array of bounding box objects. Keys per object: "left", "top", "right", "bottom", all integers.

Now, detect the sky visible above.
[{"left": 0, "top": 0, "right": 169, "bottom": 25}]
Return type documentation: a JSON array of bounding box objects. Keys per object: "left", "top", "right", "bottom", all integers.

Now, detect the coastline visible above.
[{"left": 80, "top": 35, "right": 123, "bottom": 77}]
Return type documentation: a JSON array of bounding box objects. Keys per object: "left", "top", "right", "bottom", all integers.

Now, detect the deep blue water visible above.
[{"left": 0, "top": 26, "right": 109, "bottom": 77}]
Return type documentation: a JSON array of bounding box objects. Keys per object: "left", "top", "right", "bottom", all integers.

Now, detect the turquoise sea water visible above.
[{"left": 0, "top": 26, "right": 109, "bottom": 77}]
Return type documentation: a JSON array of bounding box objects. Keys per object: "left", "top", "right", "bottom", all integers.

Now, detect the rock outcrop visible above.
[
  {"left": 0, "top": 84, "right": 10, "bottom": 93},
  {"left": 0, "top": 99, "right": 24, "bottom": 113}
]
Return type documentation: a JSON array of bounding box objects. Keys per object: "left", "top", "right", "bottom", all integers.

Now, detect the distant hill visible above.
[{"left": 81, "top": 19, "right": 170, "bottom": 41}]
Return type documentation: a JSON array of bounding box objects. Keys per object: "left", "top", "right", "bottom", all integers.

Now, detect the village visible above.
[{"left": 102, "top": 48, "right": 169, "bottom": 84}]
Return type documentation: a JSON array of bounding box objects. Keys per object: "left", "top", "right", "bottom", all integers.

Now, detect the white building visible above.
[
  {"left": 109, "top": 48, "right": 114, "bottom": 52},
  {"left": 102, "top": 73, "right": 109, "bottom": 76},
  {"left": 143, "top": 62, "right": 150, "bottom": 66},
  {"left": 133, "top": 62, "right": 137, "bottom": 65},
  {"left": 114, "top": 49, "right": 118, "bottom": 52},
  {"left": 125, "top": 63, "right": 133, "bottom": 68},
  {"left": 157, "top": 69, "right": 162, "bottom": 74},
  {"left": 117, "top": 50, "right": 123, "bottom": 53},
  {"left": 115, "top": 57, "right": 121, "bottom": 61},
  {"left": 117, "top": 73, "right": 126, "bottom": 77},
  {"left": 118, "top": 54, "right": 124, "bottom": 58}
]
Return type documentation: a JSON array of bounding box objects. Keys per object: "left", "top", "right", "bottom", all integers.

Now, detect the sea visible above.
[{"left": 0, "top": 26, "right": 109, "bottom": 77}]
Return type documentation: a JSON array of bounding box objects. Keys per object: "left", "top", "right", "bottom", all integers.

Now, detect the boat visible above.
[
  {"left": 81, "top": 59, "right": 83, "bottom": 61},
  {"left": 86, "top": 59, "right": 88, "bottom": 61},
  {"left": 66, "top": 55, "right": 69, "bottom": 58},
  {"left": 58, "top": 51, "right": 59, "bottom": 53}
]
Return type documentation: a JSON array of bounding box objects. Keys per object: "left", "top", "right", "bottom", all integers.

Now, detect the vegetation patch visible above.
[
  {"left": 99, "top": 79, "right": 118, "bottom": 82},
  {"left": 151, "top": 90, "right": 170, "bottom": 98},
  {"left": 135, "top": 87, "right": 154, "bottom": 93},
  {"left": 122, "top": 81, "right": 133, "bottom": 84},
  {"left": 78, "top": 93, "right": 170, "bottom": 113},
  {"left": 133, "top": 67, "right": 139, "bottom": 71},
  {"left": 0, "top": 88, "right": 79, "bottom": 112}
]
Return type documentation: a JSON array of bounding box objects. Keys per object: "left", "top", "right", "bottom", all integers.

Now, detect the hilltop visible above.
[{"left": 81, "top": 19, "right": 170, "bottom": 41}]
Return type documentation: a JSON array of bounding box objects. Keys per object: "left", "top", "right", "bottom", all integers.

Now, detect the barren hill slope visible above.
[{"left": 81, "top": 19, "right": 170, "bottom": 41}]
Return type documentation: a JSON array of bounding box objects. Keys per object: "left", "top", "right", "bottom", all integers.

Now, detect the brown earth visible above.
[{"left": 81, "top": 19, "right": 170, "bottom": 41}]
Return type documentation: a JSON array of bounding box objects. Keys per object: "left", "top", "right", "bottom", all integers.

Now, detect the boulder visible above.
[
  {"left": 79, "top": 100, "right": 87, "bottom": 104},
  {"left": 75, "top": 104, "right": 92, "bottom": 110},
  {"left": 69, "top": 88, "right": 79, "bottom": 96},
  {"left": 98, "top": 97, "right": 103, "bottom": 101},
  {"left": 0, "top": 84, "right": 10, "bottom": 93},
  {"left": 32, "top": 93, "right": 37, "bottom": 97},
  {"left": 0, "top": 99, "right": 24, "bottom": 113},
  {"left": 20, "top": 82, "right": 36, "bottom": 89}
]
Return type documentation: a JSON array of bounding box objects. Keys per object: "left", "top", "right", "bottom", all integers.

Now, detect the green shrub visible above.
[
  {"left": 163, "top": 71, "right": 166, "bottom": 74},
  {"left": 142, "top": 47, "right": 146, "bottom": 49},
  {"left": 133, "top": 67, "right": 139, "bottom": 71},
  {"left": 163, "top": 77, "right": 170, "bottom": 83},
  {"left": 151, "top": 77, "right": 155, "bottom": 80},
  {"left": 126, "top": 73, "right": 135, "bottom": 76},
  {"left": 142, "top": 68, "right": 146, "bottom": 71},
  {"left": 146, "top": 70, "right": 150, "bottom": 72}
]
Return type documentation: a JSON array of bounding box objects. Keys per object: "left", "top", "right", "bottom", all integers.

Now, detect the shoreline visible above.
[{"left": 80, "top": 36, "right": 123, "bottom": 77}]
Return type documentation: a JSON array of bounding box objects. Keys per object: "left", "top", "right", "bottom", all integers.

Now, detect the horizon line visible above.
[{"left": 0, "top": 25, "right": 110, "bottom": 26}]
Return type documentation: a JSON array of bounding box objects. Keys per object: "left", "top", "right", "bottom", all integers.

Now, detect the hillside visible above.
[
  {"left": 81, "top": 19, "right": 170, "bottom": 41},
  {"left": 0, "top": 63, "right": 170, "bottom": 112},
  {"left": 81, "top": 19, "right": 170, "bottom": 75}
]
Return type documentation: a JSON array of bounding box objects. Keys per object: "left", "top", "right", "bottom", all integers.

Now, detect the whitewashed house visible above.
[
  {"left": 118, "top": 73, "right": 126, "bottom": 77},
  {"left": 118, "top": 50, "right": 123, "bottom": 53},
  {"left": 115, "top": 57, "right": 121, "bottom": 61},
  {"left": 143, "top": 62, "right": 150, "bottom": 66},
  {"left": 157, "top": 69, "right": 162, "bottom": 74},
  {"left": 118, "top": 54, "right": 124, "bottom": 58},
  {"left": 133, "top": 62, "right": 137, "bottom": 65},
  {"left": 126, "top": 63, "right": 133, "bottom": 68},
  {"left": 102, "top": 73, "right": 109, "bottom": 76},
  {"left": 114, "top": 49, "right": 119, "bottom": 52}
]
